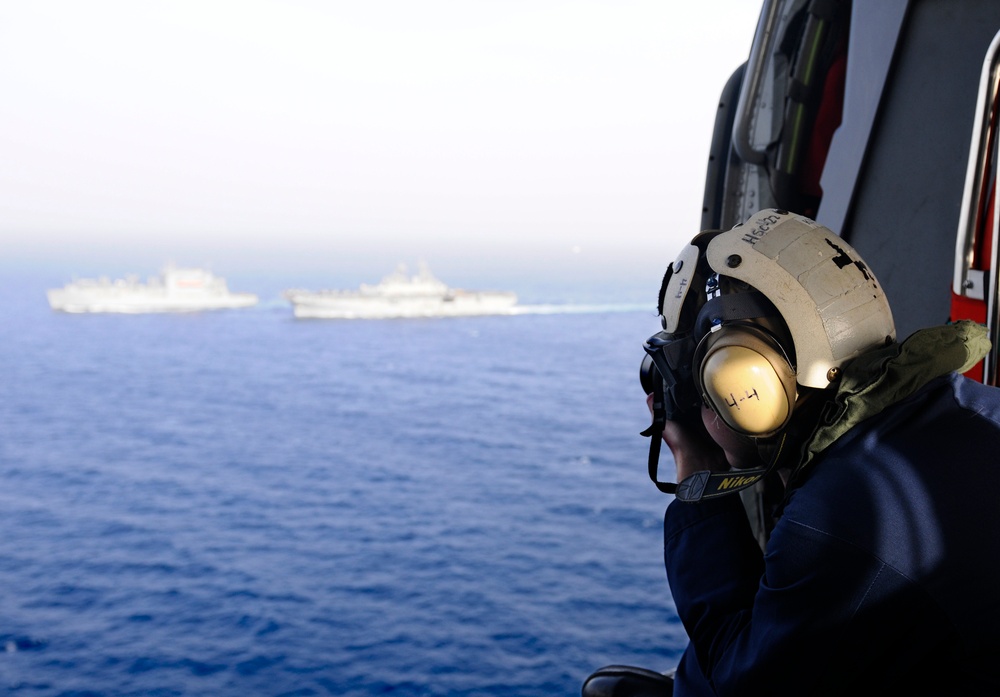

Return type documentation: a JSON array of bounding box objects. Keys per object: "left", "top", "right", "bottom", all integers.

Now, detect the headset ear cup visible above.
[{"left": 694, "top": 326, "right": 797, "bottom": 436}]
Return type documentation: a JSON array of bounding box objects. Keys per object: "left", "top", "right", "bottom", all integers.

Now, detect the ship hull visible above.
[
  {"left": 288, "top": 291, "right": 517, "bottom": 319},
  {"left": 47, "top": 288, "right": 259, "bottom": 313}
]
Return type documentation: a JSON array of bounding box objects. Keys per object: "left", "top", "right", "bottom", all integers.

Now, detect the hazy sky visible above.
[{"left": 0, "top": 1, "right": 761, "bottom": 294}]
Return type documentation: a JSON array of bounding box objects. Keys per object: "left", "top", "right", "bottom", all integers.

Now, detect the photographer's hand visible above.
[{"left": 647, "top": 395, "right": 730, "bottom": 482}]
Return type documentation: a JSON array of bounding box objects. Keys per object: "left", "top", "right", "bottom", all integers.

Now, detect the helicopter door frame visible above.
[{"left": 953, "top": 28, "right": 1000, "bottom": 384}]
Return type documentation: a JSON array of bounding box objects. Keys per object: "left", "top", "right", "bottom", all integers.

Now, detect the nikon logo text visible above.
[{"left": 717, "top": 474, "right": 762, "bottom": 490}]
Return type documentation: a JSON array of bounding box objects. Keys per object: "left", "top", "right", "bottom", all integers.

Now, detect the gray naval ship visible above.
[
  {"left": 284, "top": 263, "right": 517, "bottom": 320},
  {"left": 47, "top": 265, "right": 258, "bottom": 313}
]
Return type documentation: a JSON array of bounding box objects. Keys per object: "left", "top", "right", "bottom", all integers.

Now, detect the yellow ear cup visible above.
[{"left": 701, "top": 345, "right": 792, "bottom": 435}]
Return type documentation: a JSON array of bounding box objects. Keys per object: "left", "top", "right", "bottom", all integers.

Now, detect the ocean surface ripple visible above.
[{"left": 0, "top": 290, "right": 686, "bottom": 696}]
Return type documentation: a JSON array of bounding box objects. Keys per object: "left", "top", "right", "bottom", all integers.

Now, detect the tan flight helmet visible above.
[{"left": 687, "top": 209, "right": 896, "bottom": 436}]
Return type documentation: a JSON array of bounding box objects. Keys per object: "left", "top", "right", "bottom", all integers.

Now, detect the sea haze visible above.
[{"left": 0, "top": 281, "right": 686, "bottom": 696}]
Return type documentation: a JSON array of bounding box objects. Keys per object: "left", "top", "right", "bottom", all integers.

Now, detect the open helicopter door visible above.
[
  {"left": 952, "top": 28, "right": 1000, "bottom": 385},
  {"left": 709, "top": 0, "right": 1000, "bottom": 342},
  {"left": 700, "top": 0, "right": 1000, "bottom": 546}
]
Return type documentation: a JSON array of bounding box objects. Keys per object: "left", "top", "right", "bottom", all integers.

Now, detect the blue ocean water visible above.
[{"left": 0, "top": 281, "right": 686, "bottom": 696}]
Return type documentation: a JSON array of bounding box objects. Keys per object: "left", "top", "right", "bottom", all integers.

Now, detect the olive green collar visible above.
[{"left": 792, "top": 320, "right": 991, "bottom": 477}]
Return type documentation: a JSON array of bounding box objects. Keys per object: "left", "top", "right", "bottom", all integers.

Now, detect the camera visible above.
[{"left": 640, "top": 330, "right": 700, "bottom": 422}]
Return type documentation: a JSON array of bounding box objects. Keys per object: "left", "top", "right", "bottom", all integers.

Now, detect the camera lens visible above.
[{"left": 640, "top": 354, "right": 658, "bottom": 394}]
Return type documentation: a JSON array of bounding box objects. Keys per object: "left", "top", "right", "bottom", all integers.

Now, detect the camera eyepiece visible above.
[
  {"left": 639, "top": 353, "right": 658, "bottom": 395},
  {"left": 641, "top": 331, "right": 700, "bottom": 422}
]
